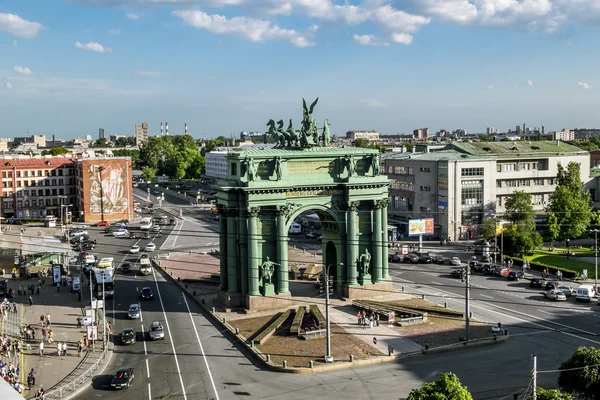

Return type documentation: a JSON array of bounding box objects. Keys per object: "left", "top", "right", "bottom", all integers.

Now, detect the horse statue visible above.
[
  {"left": 267, "top": 119, "right": 285, "bottom": 147},
  {"left": 286, "top": 119, "right": 299, "bottom": 146},
  {"left": 276, "top": 120, "right": 291, "bottom": 147},
  {"left": 322, "top": 119, "right": 331, "bottom": 146}
]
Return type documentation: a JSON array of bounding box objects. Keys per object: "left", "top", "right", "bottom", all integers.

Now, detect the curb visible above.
[
  {"left": 153, "top": 262, "right": 510, "bottom": 373},
  {"left": 62, "top": 349, "right": 114, "bottom": 400}
]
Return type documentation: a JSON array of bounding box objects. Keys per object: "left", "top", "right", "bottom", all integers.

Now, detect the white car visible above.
[
  {"left": 450, "top": 257, "right": 462, "bottom": 266},
  {"left": 69, "top": 229, "right": 88, "bottom": 238},
  {"left": 130, "top": 245, "right": 140, "bottom": 254},
  {"left": 113, "top": 229, "right": 129, "bottom": 237},
  {"left": 145, "top": 243, "right": 156, "bottom": 252},
  {"left": 545, "top": 289, "right": 567, "bottom": 301}
]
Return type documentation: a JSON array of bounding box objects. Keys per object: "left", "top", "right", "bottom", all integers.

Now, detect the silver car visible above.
[{"left": 149, "top": 321, "right": 164, "bottom": 340}]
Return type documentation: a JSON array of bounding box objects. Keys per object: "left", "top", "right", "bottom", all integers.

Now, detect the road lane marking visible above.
[
  {"left": 152, "top": 269, "right": 188, "bottom": 400},
  {"left": 479, "top": 294, "right": 493, "bottom": 299},
  {"left": 182, "top": 293, "right": 220, "bottom": 400},
  {"left": 146, "top": 359, "right": 150, "bottom": 379},
  {"left": 148, "top": 383, "right": 152, "bottom": 400},
  {"left": 141, "top": 324, "right": 147, "bottom": 355},
  {"left": 537, "top": 309, "right": 553, "bottom": 316},
  {"left": 562, "top": 331, "right": 600, "bottom": 345}
]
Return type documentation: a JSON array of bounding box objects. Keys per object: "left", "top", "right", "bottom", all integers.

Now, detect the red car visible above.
[{"left": 96, "top": 221, "right": 109, "bottom": 227}]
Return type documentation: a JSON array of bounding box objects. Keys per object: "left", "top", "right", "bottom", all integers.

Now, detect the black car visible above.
[
  {"left": 530, "top": 277, "right": 547, "bottom": 288},
  {"left": 470, "top": 261, "right": 484, "bottom": 272},
  {"left": 388, "top": 254, "right": 401, "bottom": 263},
  {"left": 128, "top": 233, "right": 139, "bottom": 239},
  {"left": 414, "top": 252, "right": 432, "bottom": 264},
  {"left": 507, "top": 271, "right": 520, "bottom": 281},
  {"left": 403, "top": 253, "right": 420, "bottom": 263},
  {"left": 121, "top": 328, "right": 136, "bottom": 345},
  {"left": 140, "top": 287, "right": 154, "bottom": 300},
  {"left": 121, "top": 263, "right": 132, "bottom": 273},
  {"left": 545, "top": 281, "right": 559, "bottom": 291},
  {"left": 431, "top": 255, "right": 446, "bottom": 264},
  {"left": 450, "top": 268, "right": 465, "bottom": 279},
  {"left": 111, "top": 367, "right": 134, "bottom": 389}
]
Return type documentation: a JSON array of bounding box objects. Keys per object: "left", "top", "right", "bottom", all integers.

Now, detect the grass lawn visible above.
[{"left": 525, "top": 252, "right": 597, "bottom": 279}]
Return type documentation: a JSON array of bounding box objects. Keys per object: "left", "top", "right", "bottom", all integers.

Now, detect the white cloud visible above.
[
  {"left": 75, "top": 41, "right": 112, "bottom": 53},
  {"left": 108, "top": 28, "right": 121, "bottom": 34},
  {"left": 13, "top": 40, "right": 18, "bottom": 47},
  {"left": 5, "top": 81, "right": 13, "bottom": 90},
  {"left": 173, "top": 10, "right": 316, "bottom": 47},
  {"left": 578, "top": 81, "right": 591, "bottom": 89},
  {"left": 126, "top": 13, "right": 140, "bottom": 20},
  {"left": 527, "top": 79, "right": 534, "bottom": 86},
  {"left": 135, "top": 70, "right": 168, "bottom": 77},
  {"left": 390, "top": 32, "right": 413, "bottom": 45},
  {"left": 14, "top": 66, "right": 32, "bottom": 75},
  {"left": 353, "top": 34, "right": 388, "bottom": 46},
  {"left": 359, "top": 98, "right": 387, "bottom": 108},
  {"left": 0, "top": 12, "right": 44, "bottom": 38},
  {"left": 487, "top": 85, "right": 495, "bottom": 90}
]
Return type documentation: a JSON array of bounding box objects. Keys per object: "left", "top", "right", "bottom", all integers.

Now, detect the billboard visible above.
[{"left": 408, "top": 218, "right": 434, "bottom": 236}]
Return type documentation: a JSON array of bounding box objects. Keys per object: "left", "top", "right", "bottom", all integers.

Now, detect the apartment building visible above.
[
  {"left": 0, "top": 156, "right": 133, "bottom": 222},
  {"left": 346, "top": 130, "right": 380, "bottom": 141},
  {"left": 384, "top": 141, "right": 590, "bottom": 241},
  {"left": 135, "top": 123, "right": 149, "bottom": 146}
]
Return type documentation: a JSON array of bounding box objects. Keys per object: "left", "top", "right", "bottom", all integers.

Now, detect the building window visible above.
[
  {"left": 1, "top": 172, "right": 5, "bottom": 178},
  {"left": 59, "top": 188, "right": 64, "bottom": 195},
  {"left": 16, "top": 171, "right": 21, "bottom": 178},
  {"left": 16, "top": 181, "right": 21, "bottom": 188},
  {"left": 31, "top": 199, "right": 36, "bottom": 207},
  {"left": 58, "top": 169, "right": 63, "bottom": 176},
  {"left": 45, "top": 170, "right": 50, "bottom": 177},
  {"left": 58, "top": 179, "right": 63, "bottom": 185},
  {"left": 518, "top": 179, "right": 530, "bottom": 187},
  {"left": 30, "top": 190, "right": 36, "bottom": 196},
  {"left": 44, "top": 180, "right": 49, "bottom": 186},
  {"left": 69, "top": 187, "right": 75, "bottom": 194},
  {"left": 502, "top": 164, "right": 516, "bottom": 172},
  {"left": 231, "top": 163, "right": 237, "bottom": 176},
  {"left": 52, "top": 198, "right": 57, "bottom": 205},
  {"left": 7, "top": 171, "right": 11, "bottom": 178},
  {"left": 590, "top": 189, "right": 597, "bottom": 201},
  {"left": 24, "top": 181, "right": 29, "bottom": 187},
  {"left": 507, "top": 180, "right": 517, "bottom": 187},
  {"left": 46, "top": 199, "right": 51, "bottom": 206},
  {"left": 420, "top": 167, "right": 431, "bottom": 172},
  {"left": 51, "top": 179, "right": 56, "bottom": 185},
  {"left": 17, "top": 201, "right": 22, "bottom": 208},
  {"left": 533, "top": 178, "right": 544, "bottom": 185},
  {"left": 532, "top": 194, "right": 543, "bottom": 205},
  {"left": 548, "top": 178, "right": 556, "bottom": 185},
  {"left": 496, "top": 181, "right": 502, "bottom": 188},
  {"left": 51, "top": 170, "right": 56, "bottom": 177},
  {"left": 462, "top": 168, "right": 484, "bottom": 176},
  {"left": 45, "top": 189, "right": 50, "bottom": 196},
  {"left": 390, "top": 179, "right": 414, "bottom": 191},
  {"left": 520, "top": 163, "right": 530, "bottom": 171},
  {"left": 393, "top": 166, "right": 413, "bottom": 175},
  {"left": 497, "top": 196, "right": 502, "bottom": 207},
  {"left": 52, "top": 189, "right": 57, "bottom": 196}
]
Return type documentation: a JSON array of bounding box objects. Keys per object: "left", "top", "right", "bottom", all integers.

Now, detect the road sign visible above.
[
  {"left": 91, "top": 300, "right": 104, "bottom": 309},
  {"left": 373, "top": 337, "right": 377, "bottom": 345}
]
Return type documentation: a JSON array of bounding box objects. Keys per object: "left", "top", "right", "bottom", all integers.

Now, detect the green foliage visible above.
[
  {"left": 138, "top": 135, "right": 205, "bottom": 179},
  {"left": 407, "top": 372, "right": 473, "bottom": 400},
  {"left": 505, "top": 191, "right": 536, "bottom": 231},
  {"left": 115, "top": 136, "right": 136, "bottom": 147},
  {"left": 480, "top": 218, "right": 498, "bottom": 241},
  {"left": 558, "top": 346, "right": 600, "bottom": 400},
  {"left": 503, "top": 228, "right": 543, "bottom": 257},
  {"left": 537, "top": 387, "right": 573, "bottom": 400},
  {"left": 91, "top": 138, "right": 109, "bottom": 148},
  {"left": 112, "top": 149, "right": 140, "bottom": 167},
  {"left": 41, "top": 147, "right": 70, "bottom": 156},
  {"left": 547, "top": 162, "right": 593, "bottom": 241},
  {"left": 141, "top": 166, "right": 156, "bottom": 181},
  {"left": 200, "top": 137, "right": 227, "bottom": 154}
]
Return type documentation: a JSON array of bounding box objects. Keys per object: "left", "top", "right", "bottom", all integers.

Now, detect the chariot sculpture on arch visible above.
[{"left": 266, "top": 97, "right": 333, "bottom": 148}]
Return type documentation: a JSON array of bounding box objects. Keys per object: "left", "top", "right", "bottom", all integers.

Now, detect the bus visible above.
[
  {"left": 289, "top": 222, "right": 302, "bottom": 234},
  {"left": 92, "top": 268, "right": 114, "bottom": 298},
  {"left": 140, "top": 217, "right": 153, "bottom": 231}
]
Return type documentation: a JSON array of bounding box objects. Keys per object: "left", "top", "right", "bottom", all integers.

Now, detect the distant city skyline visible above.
[{"left": 2, "top": 1, "right": 600, "bottom": 138}]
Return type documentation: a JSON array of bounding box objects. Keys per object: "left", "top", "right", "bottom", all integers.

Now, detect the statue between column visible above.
[
  {"left": 260, "top": 257, "right": 278, "bottom": 296},
  {"left": 358, "top": 249, "right": 372, "bottom": 280}
]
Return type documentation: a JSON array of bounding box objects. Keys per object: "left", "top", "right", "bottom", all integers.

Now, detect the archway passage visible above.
[{"left": 216, "top": 146, "right": 392, "bottom": 311}]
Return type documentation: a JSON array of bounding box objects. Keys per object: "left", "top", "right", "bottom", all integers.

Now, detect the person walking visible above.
[
  {"left": 356, "top": 311, "right": 361, "bottom": 326},
  {"left": 28, "top": 296, "right": 33, "bottom": 306},
  {"left": 76, "top": 316, "right": 82, "bottom": 329},
  {"left": 29, "top": 369, "right": 36, "bottom": 387},
  {"left": 38, "top": 341, "right": 44, "bottom": 357},
  {"left": 369, "top": 315, "right": 374, "bottom": 329},
  {"left": 375, "top": 313, "right": 380, "bottom": 327},
  {"left": 57, "top": 342, "right": 62, "bottom": 356},
  {"left": 46, "top": 313, "right": 51, "bottom": 326},
  {"left": 62, "top": 342, "right": 67, "bottom": 356}
]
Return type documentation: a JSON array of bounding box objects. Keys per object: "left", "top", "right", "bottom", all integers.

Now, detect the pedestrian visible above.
[
  {"left": 62, "top": 342, "right": 67, "bottom": 356},
  {"left": 39, "top": 342, "right": 44, "bottom": 357},
  {"left": 46, "top": 313, "right": 51, "bottom": 326},
  {"left": 36, "top": 285, "right": 40, "bottom": 295},
  {"left": 28, "top": 296, "right": 33, "bottom": 306},
  {"left": 356, "top": 311, "right": 361, "bottom": 326},
  {"left": 76, "top": 316, "right": 82, "bottom": 329},
  {"left": 42, "top": 327, "right": 46, "bottom": 342},
  {"left": 29, "top": 369, "right": 36, "bottom": 386},
  {"left": 31, "top": 327, "right": 36, "bottom": 340},
  {"left": 77, "top": 341, "right": 82, "bottom": 357},
  {"left": 40, "top": 314, "right": 45, "bottom": 325},
  {"left": 375, "top": 313, "right": 380, "bottom": 327},
  {"left": 47, "top": 329, "right": 53, "bottom": 344},
  {"left": 18, "top": 285, "right": 22, "bottom": 296},
  {"left": 57, "top": 342, "right": 61, "bottom": 356},
  {"left": 369, "top": 316, "right": 374, "bottom": 329}
]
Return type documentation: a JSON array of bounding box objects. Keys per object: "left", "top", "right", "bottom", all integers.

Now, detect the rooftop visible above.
[
  {"left": 384, "top": 150, "right": 494, "bottom": 162},
  {"left": 451, "top": 141, "right": 586, "bottom": 157},
  {"left": 229, "top": 145, "right": 377, "bottom": 158}
]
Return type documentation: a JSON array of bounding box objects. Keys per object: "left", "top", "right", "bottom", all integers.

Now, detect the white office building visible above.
[{"left": 205, "top": 148, "right": 231, "bottom": 179}]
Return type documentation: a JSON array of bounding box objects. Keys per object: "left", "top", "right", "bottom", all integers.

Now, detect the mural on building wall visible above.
[{"left": 88, "top": 161, "right": 129, "bottom": 215}]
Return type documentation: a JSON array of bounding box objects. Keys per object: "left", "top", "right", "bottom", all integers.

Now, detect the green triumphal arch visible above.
[{"left": 216, "top": 99, "right": 392, "bottom": 311}]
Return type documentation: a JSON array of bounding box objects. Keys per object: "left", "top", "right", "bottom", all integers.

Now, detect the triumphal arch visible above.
[{"left": 216, "top": 98, "right": 392, "bottom": 311}]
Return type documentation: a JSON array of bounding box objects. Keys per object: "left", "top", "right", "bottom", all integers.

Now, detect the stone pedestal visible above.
[
  {"left": 261, "top": 283, "right": 275, "bottom": 297},
  {"left": 246, "top": 293, "right": 293, "bottom": 313},
  {"left": 343, "top": 281, "right": 394, "bottom": 300},
  {"left": 217, "top": 291, "right": 243, "bottom": 310},
  {"left": 358, "top": 273, "right": 372, "bottom": 286}
]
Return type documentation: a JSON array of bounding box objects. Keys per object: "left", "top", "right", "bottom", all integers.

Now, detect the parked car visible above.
[
  {"left": 121, "top": 263, "right": 132, "bottom": 273},
  {"left": 111, "top": 367, "right": 134, "bottom": 389},
  {"left": 507, "top": 271, "right": 520, "bottom": 281},
  {"left": 499, "top": 268, "right": 511, "bottom": 277},
  {"left": 121, "top": 328, "right": 136, "bottom": 345},
  {"left": 403, "top": 253, "right": 420, "bottom": 263},
  {"left": 450, "top": 257, "right": 462, "bottom": 266},
  {"left": 388, "top": 254, "right": 401, "bottom": 263},
  {"left": 431, "top": 255, "right": 446, "bottom": 264},
  {"left": 148, "top": 321, "right": 165, "bottom": 340},
  {"left": 414, "top": 252, "right": 432, "bottom": 264},
  {"left": 128, "top": 233, "right": 140, "bottom": 239},
  {"left": 558, "top": 285, "right": 575, "bottom": 297},
  {"left": 545, "top": 289, "right": 567, "bottom": 301},
  {"left": 96, "top": 221, "right": 109, "bottom": 227},
  {"left": 530, "top": 277, "right": 547, "bottom": 288},
  {"left": 470, "top": 261, "right": 483, "bottom": 272},
  {"left": 450, "top": 268, "right": 465, "bottom": 279},
  {"left": 113, "top": 229, "right": 129, "bottom": 237}
]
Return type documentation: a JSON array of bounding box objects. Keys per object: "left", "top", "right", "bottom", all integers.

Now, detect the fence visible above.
[
  {"left": 1, "top": 305, "right": 22, "bottom": 339},
  {"left": 37, "top": 348, "right": 108, "bottom": 400}
]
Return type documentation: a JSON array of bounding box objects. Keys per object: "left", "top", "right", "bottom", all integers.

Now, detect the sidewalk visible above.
[{"left": 3, "top": 272, "right": 105, "bottom": 399}]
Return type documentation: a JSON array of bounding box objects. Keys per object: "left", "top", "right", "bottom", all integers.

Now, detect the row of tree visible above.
[
  {"left": 408, "top": 346, "right": 599, "bottom": 399},
  {"left": 479, "top": 162, "right": 596, "bottom": 256}
]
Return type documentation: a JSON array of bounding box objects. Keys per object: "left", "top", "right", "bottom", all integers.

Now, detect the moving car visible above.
[
  {"left": 121, "top": 263, "right": 132, "bottom": 273},
  {"left": 388, "top": 254, "right": 401, "bottom": 263},
  {"left": 145, "top": 243, "right": 156, "bottom": 252},
  {"left": 545, "top": 289, "right": 567, "bottom": 301},
  {"left": 530, "top": 277, "right": 546, "bottom": 288},
  {"left": 69, "top": 229, "right": 88, "bottom": 238},
  {"left": 130, "top": 245, "right": 140, "bottom": 254},
  {"left": 431, "top": 255, "right": 447, "bottom": 264},
  {"left": 140, "top": 253, "right": 149, "bottom": 259},
  {"left": 576, "top": 285, "right": 596, "bottom": 302},
  {"left": 113, "top": 229, "right": 129, "bottom": 237},
  {"left": 111, "top": 367, "right": 134, "bottom": 389},
  {"left": 507, "top": 271, "right": 520, "bottom": 281},
  {"left": 153, "top": 190, "right": 160, "bottom": 194},
  {"left": 128, "top": 233, "right": 140, "bottom": 239},
  {"left": 450, "top": 257, "right": 462, "bottom": 266},
  {"left": 151, "top": 225, "right": 161, "bottom": 233},
  {"left": 140, "top": 287, "right": 153, "bottom": 300},
  {"left": 545, "top": 281, "right": 559, "bottom": 291},
  {"left": 558, "top": 285, "right": 575, "bottom": 297},
  {"left": 450, "top": 268, "right": 465, "bottom": 279},
  {"left": 413, "top": 252, "right": 432, "bottom": 264},
  {"left": 121, "top": 329, "right": 136, "bottom": 345},
  {"left": 149, "top": 321, "right": 165, "bottom": 340},
  {"left": 96, "top": 221, "right": 109, "bottom": 227},
  {"left": 128, "top": 304, "right": 141, "bottom": 319}
]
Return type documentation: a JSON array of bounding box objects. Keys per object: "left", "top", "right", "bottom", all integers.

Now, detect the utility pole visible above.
[
  {"left": 501, "top": 230, "right": 504, "bottom": 266},
  {"left": 323, "top": 263, "right": 342, "bottom": 363},
  {"left": 102, "top": 270, "right": 106, "bottom": 350},
  {"left": 594, "top": 229, "right": 598, "bottom": 294},
  {"left": 465, "top": 264, "right": 471, "bottom": 341},
  {"left": 532, "top": 355, "right": 537, "bottom": 400}
]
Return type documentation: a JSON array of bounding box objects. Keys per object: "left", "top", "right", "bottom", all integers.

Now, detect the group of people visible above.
[
  {"left": 0, "top": 359, "right": 25, "bottom": 394},
  {"left": 0, "top": 298, "right": 18, "bottom": 314},
  {"left": 0, "top": 335, "right": 22, "bottom": 362},
  {"left": 356, "top": 310, "right": 380, "bottom": 329}
]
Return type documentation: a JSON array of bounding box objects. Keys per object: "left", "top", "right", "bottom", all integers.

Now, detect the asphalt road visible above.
[{"left": 69, "top": 202, "right": 600, "bottom": 399}]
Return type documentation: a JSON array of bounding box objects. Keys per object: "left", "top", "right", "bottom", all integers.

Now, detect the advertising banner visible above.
[
  {"left": 52, "top": 265, "right": 62, "bottom": 284},
  {"left": 408, "top": 218, "right": 434, "bottom": 236}
]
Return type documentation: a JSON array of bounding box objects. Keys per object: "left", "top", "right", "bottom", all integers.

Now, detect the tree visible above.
[
  {"left": 92, "top": 138, "right": 108, "bottom": 148},
  {"left": 141, "top": 166, "right": 156, "bottom": 181},
  {"left": 504, "top": 228, "right": 543, "bottom": 257},
  {"left": 41, "top": 147, "right": 70, "bottom": 156},
  {"left": 504, "top": 191, "right": 536, "bottom": 232},
  {"left": 557, "top": 346, "right": 600, "bottom": 399},
  {"left": 537, "top": 388, "right": 573, "bottom": 400},
  {"left": 480, "top": 218, "right": 497, "bottom": 241},
  {"left": 407, "top": 373, "right": 473, "bottom": 400}
]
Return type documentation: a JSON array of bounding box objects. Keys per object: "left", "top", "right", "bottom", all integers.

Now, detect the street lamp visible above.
[
  {"left": 461, "top": 263, "right": 471, "bottom": 341},
  {"left": 593, "top": 229, "right": 598, "bottom": 293},
  {"left": 322, "top": 262, "right": 343, "bottom": 363}
]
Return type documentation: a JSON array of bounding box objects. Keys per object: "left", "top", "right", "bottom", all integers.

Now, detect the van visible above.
[
  {"left": 576, "top": 285, "right": 595, "bottom": 302},
  {"left": 71, "top": 276, "right": 81, "bottom": 293},
  {"left": 140, "top": 258, "right": 152, "bottom": 275}
]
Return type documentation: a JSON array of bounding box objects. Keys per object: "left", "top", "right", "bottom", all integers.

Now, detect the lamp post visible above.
[
  {"left": 593, "top": 229, "right": 598, "bottom": 292},
  {"left": 462, "top": 263, "right": 471, "bottom": 341},
  {"left": 97, "top": 167, "right": 105, "bottom": 223},
  {"left": 58, "top": 195, "right": 68, "bottom": 230},
  {"left": 323, "top": 262, "right": 343, "bottom": 363},
  {"left": 101, "top": 269, "right": 106, "bottom": 350}
]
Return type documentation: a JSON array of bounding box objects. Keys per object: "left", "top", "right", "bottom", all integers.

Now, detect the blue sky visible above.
[{"left": 1, "top": 0, "right": 600, "bottom": 139}]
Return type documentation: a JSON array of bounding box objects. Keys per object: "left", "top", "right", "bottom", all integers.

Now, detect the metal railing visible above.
[{"left": 36, "top": 348, "right": 108, "bottom": 400}]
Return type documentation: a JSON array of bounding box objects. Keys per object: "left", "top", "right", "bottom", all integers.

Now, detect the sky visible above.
[{"left": 1, "top": 1, "right": 600, "bottom": 140}]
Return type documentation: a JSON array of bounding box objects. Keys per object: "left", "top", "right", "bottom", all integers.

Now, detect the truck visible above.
[{"left": 140, "top": 217, "right": 153, "bottom": 231}]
